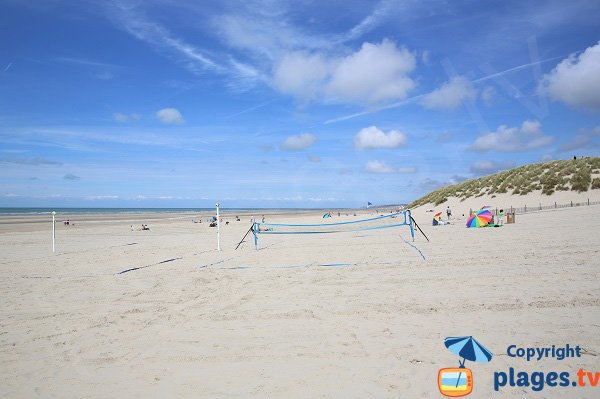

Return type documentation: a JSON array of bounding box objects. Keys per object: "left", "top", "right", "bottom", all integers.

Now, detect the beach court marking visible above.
[
  {"left": 116, "top": 257, "right": 183, "bottom": 275},
  {"left": 319, "top": 263, "right": 353, "bottom": 267},
  {"left": 400, "top": 235, "right": 426, "bottom": 260},
  {"left": 272, "top": 264, "right": 308, "bottom": 269}
]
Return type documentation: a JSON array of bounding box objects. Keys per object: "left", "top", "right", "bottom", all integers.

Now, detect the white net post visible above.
[
  {"left": 216, "top": 203, "right": 221, "bottom": 251},
  {"left": 51, "top": 210, "right": 56, "bottom": 253}
]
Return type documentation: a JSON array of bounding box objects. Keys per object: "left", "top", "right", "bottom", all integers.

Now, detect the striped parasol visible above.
[{"left": 466, "top": 209, "right": 492, "bottom": 228}]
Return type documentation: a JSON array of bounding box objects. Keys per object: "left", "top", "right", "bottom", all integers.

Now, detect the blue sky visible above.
[{"left": 1, "top": 0, "right": 599, "bottom": 208}]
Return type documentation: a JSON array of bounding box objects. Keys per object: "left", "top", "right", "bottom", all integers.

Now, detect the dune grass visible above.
[{"left": 409, "top": 157, "right": 600, "bottom": 208}]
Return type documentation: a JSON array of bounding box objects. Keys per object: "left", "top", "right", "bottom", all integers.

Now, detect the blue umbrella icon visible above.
[{"left": 444, "top": 336, "right": 493, "bottom": 388}]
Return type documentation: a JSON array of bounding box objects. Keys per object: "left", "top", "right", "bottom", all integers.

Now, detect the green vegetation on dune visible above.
[{"left": 409, "top": 157, "right": 600, "bottom": 208}]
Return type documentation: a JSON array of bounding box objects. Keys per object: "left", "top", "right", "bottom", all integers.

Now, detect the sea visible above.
[{"left": 0, "top": 207, "right": 333, "bottom": 216}]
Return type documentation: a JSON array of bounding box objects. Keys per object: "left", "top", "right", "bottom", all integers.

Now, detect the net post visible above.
[
  {"left": 253, "top": 223, "right": 258, "bottom": 250},
  {"left": 408, "top": 210, "right": 415, "bottom": 242},
  {"left": 216, "top": 203, "right": 221, "bottom": 251},
  {"left": 52, "top": 210, "right": 56, "bottom": 253}
]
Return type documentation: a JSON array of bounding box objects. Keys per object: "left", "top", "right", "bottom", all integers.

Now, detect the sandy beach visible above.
[{"left": 1, "top": 196, "right": 599, "bottom": 398}]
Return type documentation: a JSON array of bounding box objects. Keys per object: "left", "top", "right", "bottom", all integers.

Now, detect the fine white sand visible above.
[{"left": 1, "top": 201, "right": 599, "bottom": 398}]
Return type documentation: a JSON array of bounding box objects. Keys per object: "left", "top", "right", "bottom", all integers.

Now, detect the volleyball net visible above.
[{"left": 251, "top": 210, "right": 416, "bottom": 249}]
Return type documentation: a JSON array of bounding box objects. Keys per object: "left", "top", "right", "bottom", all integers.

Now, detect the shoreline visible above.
[{"left": 0, "top": 208, "right": 380, "bottom": 233}]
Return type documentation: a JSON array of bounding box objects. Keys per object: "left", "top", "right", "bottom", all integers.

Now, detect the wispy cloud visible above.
[
  {"left": 64, "top": 173, "right": 81, "bottom": 181},
  {"left": 325, "top": 93, "right": 424, "bottom": 124},
  {"left": 113, "top": 112, "right": 141, "bottom": 122},
  {"left": 224, "top": 98, "right": 278, "bottom": 119},
  {"left": 0, "top": 126, "right": 222, "bottom": 153},
  {"left": 2, "top": 62, "right": 12, "bottom": 73},
  {"left": 93, "top": 71, "right": 114, "bottom": 80},
  {"left": 111, "top": 6, "right": 223, "bottom": 73},
  {"left": 55, "top": 56, "right": 121, "bottom": 69},
  {"left": 473, "top": 55, "right": 568, "bottom": 84},
  {"left": 365, "top": 160, "right": 416, "bottom": 174},
  {"left": 104, "top": 1, "right": 419, "bottom": 97},
  {"left": 421, "top": 76, "right": 476, "bottom": 110},
  {"left": 336, "top": 0, "right": 398, "bottom": 43},
  {"left": 0, "top": 156, "right": 62, "bottom": 166},
  {"left": 105, "top": 1, "right": 266, "bottom": 88},
  {"left": 280, "top": 133, "right": 316, "bottom": 151},
  {"left": 56, "top": 56, "right": 121, "bottom": 80},
  {"left": 470, "top": 160, "right": 515, "bottom": 175}
]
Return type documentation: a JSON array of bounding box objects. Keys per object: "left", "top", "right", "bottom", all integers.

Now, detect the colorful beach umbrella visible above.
[
  {"left": 444, "top": 336, "right": 493, "bottom": 364},
  {"left": 466, "top": 209, "right": 492, "bottom": 228},
  {"left": 434, "top": 212, "right": 442, "bottom": 221}
]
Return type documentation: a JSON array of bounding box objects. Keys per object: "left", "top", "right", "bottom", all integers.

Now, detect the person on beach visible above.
[{"left": 446, "top": 206, "right": 452, "bottom": 220}]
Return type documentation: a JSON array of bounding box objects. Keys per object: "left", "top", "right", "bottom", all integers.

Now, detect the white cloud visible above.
[
  {"left": 419, "top": 175, "right": 469, "bottom": 191},
  {"left": 280, "top": 133, "right": 316, "bottom": 151},
  {"left": 272, "top": 39, "right": 417, "bottom": 105},
  {"left": 272, "top": 52, "right": 330, "bottom": 100},
  {"left": 325, "top": 40, "right": 417, "bottom": 104},
  {"left": 539, "top": 41, "right": 600, "bottom": 112},
  {"left": 365, "top": 160, "right": 416, "bottom": 174},
  {"left": 419, "top": 178, "right": 444, "bottom": 191},
  {"left": 448, "top": 175, "right": 469, "bottom": 184},
  {"left": 156, "top": 108, "right": 184, "bottom": 124},
  {"left": 470, "top": 160, "right": 516, "bottom": 175},
  {"left": 365, "top": 160, "right": 396, "bottom": 173},
  {"left": 86, "top": 195, "right": 119, "bottom": 200},
  {"left": 107, "top": 2, "right": 418, "bottom": 99},
  {"left": 354, "top": 126, "right": 407, "bottom": 149},
  {"left": 558, "top": 126, "right": 600, "bottom": 152},
  {"left": 113, "top": 113, "right": 129, "bottom": 122},
  {"left": 469, "top": 120, "right": 554, "bottom": 152},
  {"left": 113, "top": 112, "right": 141, "bottom": 122},
  {"left": 421, "top": 76, "right": 476, "bottom": 110}
]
